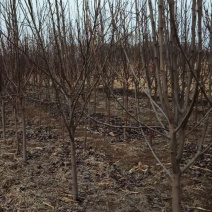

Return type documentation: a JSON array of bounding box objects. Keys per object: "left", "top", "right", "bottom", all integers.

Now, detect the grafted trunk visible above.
[{"left": 172, "top": 172, "right": 181, "bottom": 212}]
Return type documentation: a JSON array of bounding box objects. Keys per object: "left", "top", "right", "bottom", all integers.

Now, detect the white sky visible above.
[{"left": 0, "top": 0, "right": 211, "bottom": 45}]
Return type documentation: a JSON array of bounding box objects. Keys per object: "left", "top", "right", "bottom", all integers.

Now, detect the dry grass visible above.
[{"left": 0, "top": 94, "right": 211, "bottom": 211}]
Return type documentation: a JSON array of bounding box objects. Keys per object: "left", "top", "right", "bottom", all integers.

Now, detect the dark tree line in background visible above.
[{"left": 0, "top": 0, "right": 211, "bottom": 211}]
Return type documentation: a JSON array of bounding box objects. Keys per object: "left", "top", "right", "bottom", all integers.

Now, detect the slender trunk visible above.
[
  {"left": 170, "top": 124, "right": 182, "bottom": 212},
  {"left": 106, "top": 88, "right": 110, "bottom": 125},
  {"left": 122, "top": 82, "right": 125, "bottom": 116},
  {"left": 172, "top": 172, "right": 181, "bottom": 212},
  {"left": 70, "top": 130, "right": 78, "bottom": 200},
  {"left": 93, "top": 86, "right": 98, "bottom": 129},
  {"left": 14, "top": 107, "right": 20, "bottom": 154},
  {"left": 34, "top": 74, "right": 38, "bottom": 107},
  {"left": 125, "top": 87, "right": 129, "bottom": 125},
  {"left": 84, "top": 120, "right": 88, "bottom": 152},
  {"left": 46, "top": 79, "right": 50, "bottom": 112},
  {"left": 134, "top": 82, "right": 139, "bottom": 119},
  {"left": 84, "top": 113, "right": 88, "bottom": 152},
  {"left": 84, "top": 101, "right": 90, "bottom": 152},
  {"left": 1, "top": 97, "right": 6, "bottom": 143},
  {"left": 38, "top": 75, "right": 42, "bottom": 126},
  {"left": 21, "top": 97, "right": 27, "bottom": 163},
  {"left": 195, "top": 102, "right": 198, "bottom": 123},
  {"left": 124, "top": 82, "right": 129, "bottom": 140},
  {"left": 153, "top": 78, "right": 158, "bottom": 100},
  {"left": 108, "top": 96, "right": 110, "bottom": 125},
  {"left": 94, "top": 86, "right": 97, "bottom": 114},
  {"left": 61, "top": 117, "right": 64, "bottom": 142}
]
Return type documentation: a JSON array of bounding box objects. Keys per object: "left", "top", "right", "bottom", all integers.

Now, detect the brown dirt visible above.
[{"left": 0, "top": 100, "right": 211, "bottom": 212}]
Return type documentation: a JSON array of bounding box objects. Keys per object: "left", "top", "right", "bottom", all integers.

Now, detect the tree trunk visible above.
[
  {"left": 70, "top": 130, "right": 79, "bottom": 200},
  {"left": 62, "top": 117, "right": 65, "bottom": 142},
  {"left": 84, "top": 101, "right": 90, "bottom": 152},
  {"left": 14, "top": 106, "right": 20, "bottom": 154},
  {"left": 93, "top": 86, "right": 97, "bottom": 114},
  {"left": 1, "top": 97, "right": 6, "bottom": 143},
  {"left": 172, "top": 172, "right": 181, "bottom": 212},
  {"left": 105, "top": 88, "right": 111, "bottom": 125},
  {"left": 21, "top": 97, "right": 27, "bottom": 163},
  {"left": 124, "top": 82, "right": 129, "bottom": 140},
  {"left": 170, "top": 124, "right": 182, "bottom": 212}
]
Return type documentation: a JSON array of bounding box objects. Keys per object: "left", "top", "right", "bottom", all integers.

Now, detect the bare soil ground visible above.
[{"left": 0, "top": 94, "right": 211, "bottom": 212}]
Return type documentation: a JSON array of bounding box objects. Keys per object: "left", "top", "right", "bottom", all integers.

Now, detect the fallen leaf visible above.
[{"left": 109, "top": 132, "right": 115, "bottom": 137}]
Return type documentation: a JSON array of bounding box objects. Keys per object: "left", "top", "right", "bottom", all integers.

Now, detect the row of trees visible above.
[{"left": 0, "top": 0, "right": 211, "bottom": 211}]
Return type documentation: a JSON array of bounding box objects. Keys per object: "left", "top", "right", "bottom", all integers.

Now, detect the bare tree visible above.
[
  {"left": 18, "top": 0, "right": 111, "bottom": 200},
  {"left": 107, "top": 0, "right": 211, "bottom": 211},
  {"left": 0, "top": 0, "right": 211, "bottom": 210},
  {"left": 0, "top": 0, "right": 33, "bottom": 161}
]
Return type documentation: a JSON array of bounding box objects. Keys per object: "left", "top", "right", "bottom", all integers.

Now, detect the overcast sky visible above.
[{"left": 0, "top": 0, "right": 211, "bottom": 43}]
